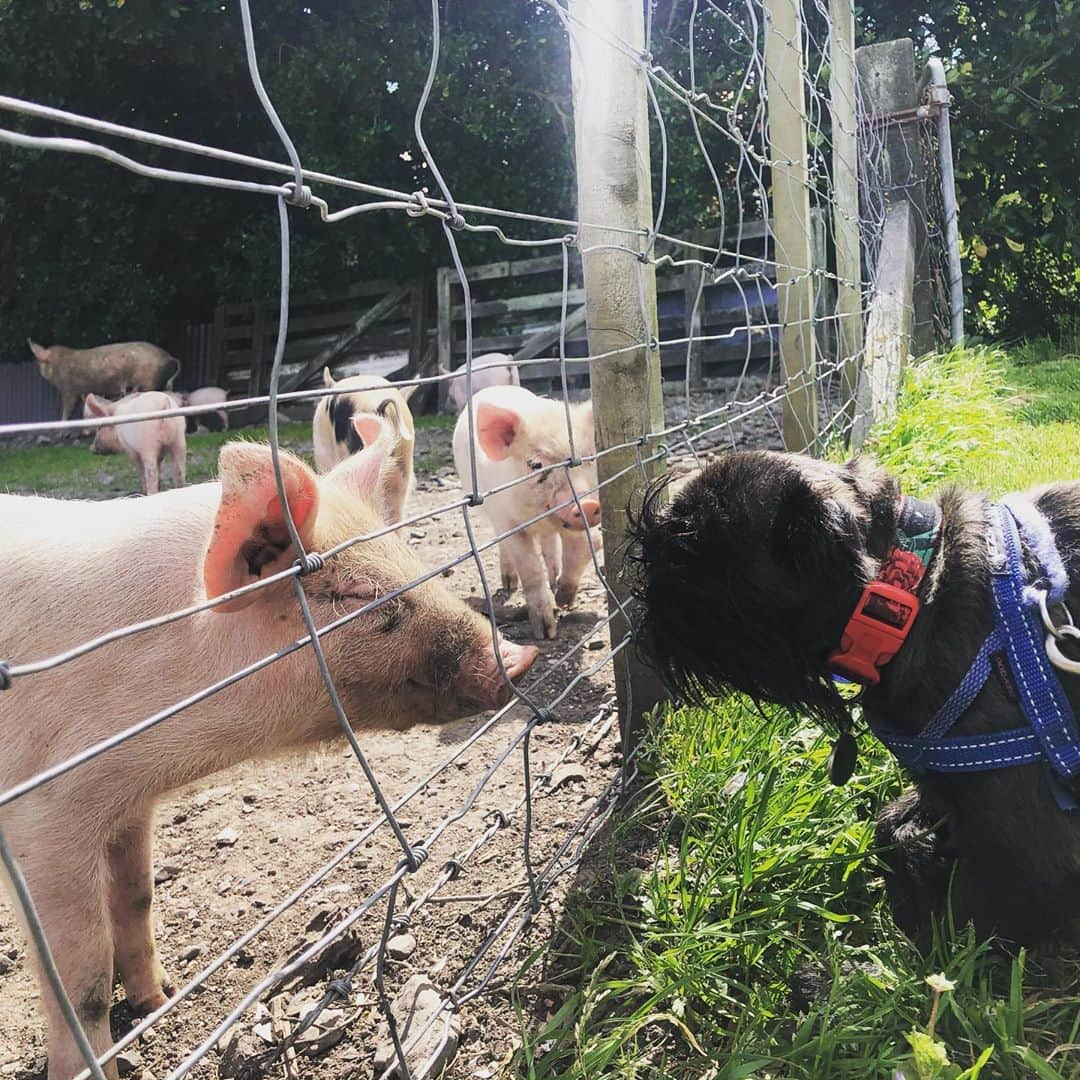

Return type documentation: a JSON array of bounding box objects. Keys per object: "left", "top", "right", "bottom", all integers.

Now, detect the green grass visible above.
[
  {"left": 0, "top": 414, "right": 456, "bottom": 498},
  {"left": 508, "top": 343, "right": 1080, "bottom": 1079}
]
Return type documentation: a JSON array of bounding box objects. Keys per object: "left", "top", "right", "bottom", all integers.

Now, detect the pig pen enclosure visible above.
[{"left": 0, "top": 1, "right": 962, "bottom": 1078}]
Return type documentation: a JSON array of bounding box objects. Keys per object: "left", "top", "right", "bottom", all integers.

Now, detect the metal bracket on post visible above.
[{"left": 568, "top": 0, "right": 668, "bottom": 744}]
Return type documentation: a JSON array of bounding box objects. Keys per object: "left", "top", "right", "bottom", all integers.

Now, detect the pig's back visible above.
[{"left": 0, "top": 487, "right": 216, "bottom": 662}]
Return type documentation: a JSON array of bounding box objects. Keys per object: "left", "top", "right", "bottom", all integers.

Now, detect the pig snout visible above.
[
  {"left": 553, "top": 496, "right": 602, "bottom": 530},
  {"left": 456, "top": 638, "right": 539, "bottom": 713}
]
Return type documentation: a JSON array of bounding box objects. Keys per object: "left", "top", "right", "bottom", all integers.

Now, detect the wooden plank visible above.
[
  {"left": 829, "top": 0, "right": 864, "bottom": 422},
  {"left": 279, "top": 281, "right": 414, "bottom": 393},
  {"left": 570, "top": 0, "right": 667, "bottom": 736},
  {"left": 408, "top": 277, "right": 426, "bottom": 378},
  {"left": 852, "top": 201, "right": 914, "bottom": 446},
  {"left": 810, "top": 207, "right": 837, "bottom": 367},
  {"left": 436, "top": 267, "right": 455, "bottom": 413},
  {"left": 510, "top": 305, "right": 588, "bottom": 364},
  {"left": 445, "top": 253, "right": 566, "bottom": 286},
  {"left": 764, "top": 0, "right": 818, "bottom": 452},
  {"left": 248, "top": 302, "right": 267, "bottom": 398},
  {"left": 451, "top": 287, "right": 588, "bottom": 320},
  {"left": 683, "top": 261, "right": 705, "bottom": 388},
  {"left": 211, "top": 304, "right": 227, "bottom": 387}
]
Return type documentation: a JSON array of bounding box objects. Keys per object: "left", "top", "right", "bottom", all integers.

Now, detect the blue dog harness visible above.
[{"left": 870, "top": 498, "right": 1080, "bottom": 803}]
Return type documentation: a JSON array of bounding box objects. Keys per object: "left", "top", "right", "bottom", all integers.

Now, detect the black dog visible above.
[{"left": 626, "top": 450, "right": 1080, "bottom": 944}]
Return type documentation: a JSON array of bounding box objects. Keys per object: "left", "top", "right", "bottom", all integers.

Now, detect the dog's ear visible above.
[{"left": 770, "top": 471, "right": 857, "bottom": 575}]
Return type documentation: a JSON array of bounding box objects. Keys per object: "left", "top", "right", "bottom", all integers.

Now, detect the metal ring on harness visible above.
[
  {"left": 1047, "top": 627, "right": 1080, "bottom": 675},
  {"left": 1038, "top": 589, "right": 1077, "bottom": 639}
]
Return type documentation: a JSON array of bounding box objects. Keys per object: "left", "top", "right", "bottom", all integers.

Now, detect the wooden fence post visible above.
[
  {"left": 856, "top": 38, "right": 934, "bottom": 357},
  {"left": 828, "top": 0, "right": 864, "bottom": 423},
  {"left": 436, "top": 266, "right": 455, "bottom": 413},
  {"left": 683, "top": 262, "right": 705, "bottom": 390},
  {"left": 763, "top": 0, "right": 818, "bottom": 453},
  {"left": 569, "top": 0, "right": 668, "bottom": 742}
]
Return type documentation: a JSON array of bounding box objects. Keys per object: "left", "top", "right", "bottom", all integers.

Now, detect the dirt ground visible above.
[{"left": 0, "top": 376, "right": 786, "bottom": 1080}]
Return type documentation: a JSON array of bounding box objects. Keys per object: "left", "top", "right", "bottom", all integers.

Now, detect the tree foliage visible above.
[{"left": 0, "top": 0, "right": 1075, "bottom": 368}]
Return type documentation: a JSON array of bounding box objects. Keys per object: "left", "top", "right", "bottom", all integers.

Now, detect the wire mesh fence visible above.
[{"left": 0, "top": 2, "right": 958, "bottom": 1077}]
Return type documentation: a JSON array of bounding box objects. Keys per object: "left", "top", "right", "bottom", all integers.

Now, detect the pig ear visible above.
[
  {"left": 352, "top": 413, "right": 385, "bottom": 450},
  {"left": 28, "top": 339, "right": 48, "bottom": 363},
  {"left": 322, "top": 367, "right": 337, "bottom": 389},
  {"left": 204, "top": 444, "right": 319, "bottom": 612},
  {"left": 398, "top": 381, "right": 419, "bottom": 402},
  {"left": 330, "top": 411, "right": 408, "bottom": 526},
  {"left": 84, "top": 393, "right": 112, "bottom": 417},
  {"left": 476, "top": 400, "right": 522, "bottom": 461}
]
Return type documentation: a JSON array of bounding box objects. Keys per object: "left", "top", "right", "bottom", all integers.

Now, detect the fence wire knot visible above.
[
  {"left": 442, "top": 857, "right": 464, "bottom": 881},
  {"left": 391, "top": 912, "right": 412, "bottom": 930},
  {"left": 406, "top": 190, "right": 430, "bottom": 218},
  {"left": 403, "top": 844, "right": 429, "bottom": 873},
  {"left": 466, "top": 491, "right": 484, "bottom": 508},
  {"left": 283, "top": 182, "right": 313, "bottom": 209},
  {"left": 0, "top": 661, "right": 10, "bottom": 691},
  {"left": 325, "top": 978, "right": 352, "bottom": 999},
  {"left": 447, "top": 211, "right": 467, "bottom": 231},
  {"left": 294, "top": 552, "right": 326, "bottom": 575},
  {"left": 488, "top": 808, "right": 511, "bottom": 829}
]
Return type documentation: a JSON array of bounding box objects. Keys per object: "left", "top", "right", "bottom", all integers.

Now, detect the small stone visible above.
[
  {"left": 373, "top": 975, "right": 460, "bottom": 1077},
  {"left": 216, "top": 827, "right": 239, "bottom": 847},
  {"left": 587, "top": 639, "right": 606, "bottom": 650},
  {"left": 408, "top": 529, "right": 427, "bottom": 540},
  {"left": 241, "top": 805, "right": 255, "bottom": 815},
  {"left": 252, "top": 1023, "right": 274, "bottom": 1045},
  {"left": 547, "top": 764, "right": 587, "bottom": 792},
  {"left": 2, "top": 1064, "right": 20, "bottom": 1076},
  {"left": 155, "top": 864, "right": 181, "bottom": 885},
  {"left": 172, "top": 812, "right": 188, "bottom": 825},
  {"left": 242, "top": 793, "right": 257, "bottom": 804},
  {"left": 0, "top": 956, "right": 12, "bottom": 976},
  {"left": 386, "top": 933, "right": 417, "bottom": 961},
  {"left": 195, "top": 785, "right": 232, "bottom": 808},
  {"left": 178, "top": 944, "right": 204, "bottom": 963},
  {"left": 115, "top": 1050, "right": 143, "bottom": 1076}
]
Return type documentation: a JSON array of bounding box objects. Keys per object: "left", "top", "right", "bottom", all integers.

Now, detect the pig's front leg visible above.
[
  {"left": 501, "top": 530, "right": 557, "bottom": 639},
  {"left": 498, "top": 546, "right": 518, "bottom": 594},
  {"left": 541, "top": 532, "right": 561, "bottom": 591},
  {"left": 12, "top": 833, "right": 118, "bottom": 1080},
  {"left": 555, "top": 530, "right": 593, "bottom": 609},
  {"left": 108, "top": 814, "right": 173, "bottom": 1014}
]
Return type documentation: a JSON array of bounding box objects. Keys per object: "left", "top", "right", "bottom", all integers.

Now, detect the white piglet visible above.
[
  {"left": 453, "top": 385, "right": 601, "bottom": 639},
  {"left": 0, "top": 423, "right": 537, "bottom": 1080},
  {"left": 84, "top": 391, "right": 186, "bottom": 495},
  {"left": 443, "top": 353, "right": 520, "bottom": 411},
  {"left": 312, "top": 368, "right": 415, "bottom": 524}
]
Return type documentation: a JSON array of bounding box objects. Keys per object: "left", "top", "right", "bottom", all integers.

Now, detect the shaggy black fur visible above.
[{"left": 626, "top": 450, "right": 1080, "bottom": 944}]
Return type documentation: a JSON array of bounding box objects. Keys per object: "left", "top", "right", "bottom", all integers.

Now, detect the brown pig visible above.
[
  {"left": 29, "top": 339, "right": 180, "bottom": 422},
  {"left": 84, "top": 391, "right": 187, "bottom": 496},
  {"left": 0, "top": 423, "right": 538, "bottom": 1080},
  {"left": 452, "top": 385, "right": 602, "bottom": 639}
]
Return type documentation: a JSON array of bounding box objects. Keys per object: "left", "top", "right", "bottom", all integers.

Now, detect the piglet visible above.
[
  {"left": 452, "top": 385, "right": 601, "bottom": 639},
  {"left": 0, "top": 419, "right": 538, "bottom": 1080},
  {"left": 443, "top": 353, "right": 520, "bottom": 412},
  {"left": 181, "top": 386, "right": 229, "bottom": 433},
  {"left": 84, "top": 391, "right": 186, "bottom": 496}
]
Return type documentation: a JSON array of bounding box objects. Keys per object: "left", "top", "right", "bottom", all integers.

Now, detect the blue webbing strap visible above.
[
  {"left": 870, "top": 501, "right": 1080, "bottom": 784},
  {"left": 993, "top": 503, "right": 1080, "bottom": 780}
]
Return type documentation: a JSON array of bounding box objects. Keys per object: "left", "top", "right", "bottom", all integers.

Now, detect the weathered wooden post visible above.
[
  {"left": 828, "top": 0, "right": 864, "bottom": 422},
  {"left": 569, "top": 0, "right": 667, "bottom": 741},
  {"left": 763, "top": 0, "right": 818, "bottom": 453},
  {"left": 856, "top": 38, "right": 934, "bottom": 357}
]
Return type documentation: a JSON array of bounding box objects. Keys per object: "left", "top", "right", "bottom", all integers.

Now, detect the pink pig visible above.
[
  {"left": 452, "top": 385, "right": 602, "bottom": 639},
  {"left": 84, "top": 391, "right": 186, "bottom": 496},
  {"left": 0, "top": 423, "right": 537, "bottom": 1080},
  {"left": 442, "top": 353, "right": 520, "bottom": 412}
]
